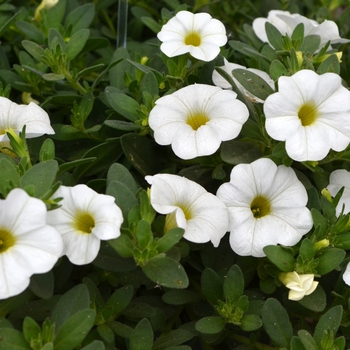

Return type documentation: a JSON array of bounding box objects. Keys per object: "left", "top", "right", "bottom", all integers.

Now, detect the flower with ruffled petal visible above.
[
  {"left": 279, "top": 271, "right": 318, "bottom": 301},
  {"left": 264, "top": 70, "right": 350, "bottom": 162},
  {"left": 327, "top": 169, "right": 350, "bottom": 216},
  {"left": 252, "top": 10, "right": 349, "bottom": 51},
  {"left": 149, "top": 84, "right": 249, "bottom": 160},
  {"left": 212, "top": 58, "right": 275, "bottom": 103},
  {"left": 47, "top": 185, "right": 123, "bottom": 265},
  {"left": 157, "top": 10, "right": 227, "bottom": 61},
  {"left": 0, "top": 97, "right": 54, "bottom": 142},
  {"left": 0, "top": 188, "right": 63, "bottom": 299},
  {"left": 35, "top": 0, "right": 59, "bottom": 20},
  {"left": 216, "top": 158, "right": 312, "bottom": 257},
  {"left": 146, "top": 174, "right": 228, "bottom": 247}
]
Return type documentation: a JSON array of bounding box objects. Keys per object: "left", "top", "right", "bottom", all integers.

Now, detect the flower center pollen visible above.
[
  {"left": 0, "top": 229, "right": 16, "bottom": 253},
  {"left": 185, "top": 32, "right": 201, "bottom": 46},
  {"left": 298, "top": 103, "right": 318, "bottom": 126},
  {"left": 187, "top": 113, "right": 209, "bottom": 130},
  {"left": 250, "top": 196, "right": 271, "bottom": 218},
  {"left": 164, "top": 205, "right": 192, "bottom": 233},
  {"left": 74, "top": 212, "right": 95, "bottom": 234}
]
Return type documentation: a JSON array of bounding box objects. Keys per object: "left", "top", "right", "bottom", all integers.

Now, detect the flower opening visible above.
[
  {"left": 251, "top": 196, "right": 271, "bottom": 218},
  {"left": 74, "top": 212, "right": 95, "bottom": 234},
  {"left": 187, "top": 113, "right": 209, "bottom": 130},
  {"left": 298, "top": 103, "right": 318, "bottom": 126},
  {"left": 0, "top": 229, "right": 16, "bottom": 253},
  {"left": 184, "top": 32, "right": 201, "bottom": 46}
]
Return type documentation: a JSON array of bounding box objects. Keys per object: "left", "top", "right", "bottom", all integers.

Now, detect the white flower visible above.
[
  {"left": 146, "top": 174, "right": 228, "bottom": 247},
  {"left": 327, "top": 169, "right": 350, "bottom": 216},
  {"left": 35, "top": 0, "right": 59, "bottom": 20},
  {"left": 264, "top": 70, "right": 350, "bottom": 162},
  {"left": 0, "top": 188, "right": 63, "bottom": 299},
  {"left": 216, "top": 158, "right": 312, "bottom": 257},
  {"left": 157, "top": 10, "right": 227, "bottom": 61},
  {"left": 279, "top": 271, "right": 319, "bottom": 301},
  {"left": 0, "top": 97, "right": 54, "bottom": 142},
  {"left": 212, "top": 58, "right": 275, "bottom": 103},
  {"left": 252, "top": 10, "right": 349, "bottom": 51},
  {"left": 342, "top": 263, "right": 350, "bottom": 286},
  {"left": 148, "top": 84, "right": 249, "bottom": 160},
  {"left": 47, "top": 185, "right": 123, "bottom": 265}
]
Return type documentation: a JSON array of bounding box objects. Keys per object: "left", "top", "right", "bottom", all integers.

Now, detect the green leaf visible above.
[
  {"left": 0, "top": 328, "right": 31, "bottom": 350},
  {"left": 108, "top": 233, "right": 135, "bottom": 258},
  {"left": 65, "top": 3, "right": 95, "bottom": 34},
  {"left": 156, "top": 228, "right": 184, "bottom": 254},
  {"left": 162, "top": 290, "right": 201, "bottom": 305},
  {"left": 129, "top": 318, "right": 153, "bottom": 350},
  {"left": 97, "top": 324, "right": 114, "bottom": 345},
  {"left": 142, "top": 255, "right": 189, "bottom": 289},
  {"left": 29, "top": 271, "right": 54, "bottom": 299},
  {"left": 297, "top": 330, "right": 318, "bottom": 350},
  {"left": 107, "top": 93, "right": 141, "bottom": 122},
  {"left": 297, "top": 285, "right": 326, "bottom": 312},
  {"left": 314, "top": 305, "right": 343, "bottom": 346},
  {"left": 104, "top": 120, "right": 142, "bottom": 131},
  {"left": 0, "top": 157, "right": 20, "bottom": 196},
  {"left": 316, "top": 248, "right": 346, "bottom": 275},
  {"left": 317, "top": 54, "right": 340, "bottom": 75},
  {"left": 22, "top": 40, "right": 46, "bottom": 62},
  {"left": 141, "top": 16, "right": 162, "bottom": 33},
  {"left": 53, "top": 310, "right": 96, "bottom": 350},
  {"left": 107, "top": 163, "right": 139, "bottom": 193},
  {"left": 80, "top": 340, "right": 105, "bottom": 350},
  {"left": 39, "top": 138, "right": 55, "bottom": 162},
  {"left": 16, "top": 21, "right": 44, "bottom": 43},
  {"left": 66, "top": 29, "right": 90, "bottom": 61},
  {"left": 201, "top": 268, "right": 224, "bottom": 305},
  {"left": 0, "top": 10, "right": 21, "bottom": 37},
  {"left": 265, "top": 22, "right": 284, "bottom": 50},
  {"left": 220, "top": 140, "right": 262, "bottom": 165},
  {"left": 136, "top": 220, "right": 153, "bottom": 249},
  {"left": 0, "top": 289, "right": 32, "bottom": 318},
  {"left": 103, "top": 285, "right": 134, "bottom": 321},
  {"left": 51, "top": 284, "right": 90, "bottom": 332},
  {"left": 291, "top": 23, "right": 304, "bottom": 48},
  {"left": 270, "top": 60, "right": 288, "bottom": 81},
  {"left": 140, "top": 71, "right": 159, "bottom": 97},
  {"left": 263, "top": 245, "right": 295, "bottom": 272},
  {"left": 195, "top": 316, "right": 226, "bottom": 335},
  {"left": 262, "top": 298, "right": 293, "bottom": 348},
  {"left": 20, "top": 160, "right": 58, "bottom": 198},
  {"left": 232, "top": 68, "right": 275, "bottom": 101},
  {"left": 152, "top": 329, "right": 193, "bottom": 350},
  {"left": 240, "top": 314, "right": 263, "bottom": 332},
  {"left": 299, "top": 35, "right": 321, "bottom": 54},
  {"left": 223, "top": 265, "right": 244, "bottom": 302},
  {"left": 299, "top": 239, "right": 315, "bottom": 260},
  {"left": 42, "top": 73, "right": 65, "bottom": 81},
  {"left": 23, "top": 317, "right": 41, "bottom": 344},
  {"left": 48, "top": 28, "right": 66, "bottom": 51}
]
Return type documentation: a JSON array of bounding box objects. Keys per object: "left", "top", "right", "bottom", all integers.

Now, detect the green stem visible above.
[{"left": 63, "top": 69, "right": 88, "bottom": 95}]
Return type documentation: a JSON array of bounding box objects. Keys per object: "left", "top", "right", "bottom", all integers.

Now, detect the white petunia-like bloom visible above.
[
  {"left": 157, "top": 10, "right": 227, "bottom": 61},
  {"left": 148, "top": 84, "right": 249, "bottom": 160},
  {"left": 35, "top": 0, "right": 59, "bottom": 20},
  {"left": 264, "top": 70, "right": 350, "bottom": 162},
  {"left": 327, "top": 169, "right": 350, "bottom": 216},
  {"left": 252, "top": 10, "right": 349, "bottom": 51},
  {"left": 146, "top": 174, "right": 228, "bottom": 247},
  {"left": 216, "top": 158, "right": 313, "bottom": 257},
  {"left": 0, "top": 188, "right": 63, "bottom": 299},
  {"left": 279, "top": 271, "right": 319, "bottom": 301},
  {"left": 47, "top": 185, "right": 123, "bottom": 265},
  {"left": 212, "top": 58, "right": 275, "bottom": 103},
  {"left": 342, "top": 263, "right": 350, "bottom": 286},
  {"left": 0, "top": 97, "right": 54, "bottom": 142}
]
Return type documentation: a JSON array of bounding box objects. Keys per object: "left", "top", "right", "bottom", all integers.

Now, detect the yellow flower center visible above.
[
  {"left": 73, "top": 212, "right": 95, "bottom": 234},
  {"left": 164, "top": 205, "right": 192, "bottom": 232},
  {"left": 187, "top": 113, "right": 209, "bottom": 130},
  {"left": 0, "top": 229, "right": 16, "bottom": 253},
  {"left": 250, "top": 196, "right": 271, "bottom": 218},
  {"left": 298, "top": 103, "right": 318, "bottom": 126},
  {"left": 185, "top": 32, "right": 201, "bottom": 46}
]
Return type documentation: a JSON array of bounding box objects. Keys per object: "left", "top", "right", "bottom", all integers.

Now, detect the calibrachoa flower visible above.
[
  {"left": 0, "top": 97, "right": 54, "bottom": 142},
  {"left": 146, "top": 174, "right": 228, "bottom": 247},
  {"left": 252, "top": 10, "right": 349, "bottom": 50},
  {"left": 264, "top": 70, "right": 350, "bottom": 162},
  {"left": 157, "top": 10, "right": 227, "bottom": 61},
  {"left": 342, "top": 263, "right": 350, "bottom": 286},
  {"left": 279, "top": 271, "right": 319, "bottom": 301},
  {"left": 0, "top": 188, "right": 63, "bottom": 299},
  {"left": 216, "top": 158, "right": 312, "bottom": 257},
  {"left": 35, "top": 0, "right": 59, "bottom": 20},
  {"left": 148, "top": 84, "right": 249, "bottom": 160},
  {"left": 212, "top": 58, "right": 275, "bottom": 103},
  {"left": 327, "top": 169, "right": 350, "bottom": 216},
  {"left": 47, "top": 185, "right": 123, "bottom": 265}
]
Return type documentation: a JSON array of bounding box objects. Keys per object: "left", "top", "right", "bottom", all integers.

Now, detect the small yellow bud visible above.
[
  {"left": 140, "top": 56, "right": 149, "bottom": 65},
  {"left": 22, "top": 92, "right": 39, "bottom": 105},
  {"left": 314, "top": 238, "right": 330, "bottom": 251},
  {"left": 321, "top": 188, "right": 333, "bottom": 203},
  {"left": 296, "top": 51, "right": 303, "bottom": 67},
  {"left": 35, "top": 0, "right": 59, "bottom": 21}
]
